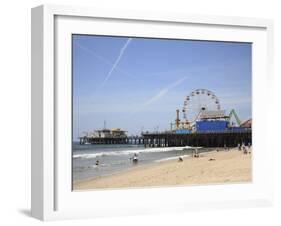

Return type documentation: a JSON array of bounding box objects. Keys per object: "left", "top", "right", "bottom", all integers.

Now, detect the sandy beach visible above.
[{"left": 73, "top": 148, "right": 252, "bottom": 190}]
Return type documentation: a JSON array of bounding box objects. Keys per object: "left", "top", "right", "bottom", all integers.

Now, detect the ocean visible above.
[{"left": 72, "top": 142, "right": 213, "bottom": 182}]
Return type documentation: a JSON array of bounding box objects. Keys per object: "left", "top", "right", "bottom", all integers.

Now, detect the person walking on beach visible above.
[
  {"left": 238, "top": 143, "right": 241, "bottom": 151},
  {"left": 242, "top": 143, "right": 247, "bottom": 154},
  {"left": 247, "top": 142, "right": 251, "bottom": 154},
  {"left": 193, "top": 148, "right": 199, "bottom": 158}
]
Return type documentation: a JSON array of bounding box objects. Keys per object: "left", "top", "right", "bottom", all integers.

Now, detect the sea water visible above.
[{"left": 72, "top": 142, "right": 213, "bottom": 182}]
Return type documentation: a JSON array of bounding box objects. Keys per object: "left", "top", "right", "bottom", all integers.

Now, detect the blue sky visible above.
[{"left": 72, "top": 35, "right": 252, "bottom": 138}]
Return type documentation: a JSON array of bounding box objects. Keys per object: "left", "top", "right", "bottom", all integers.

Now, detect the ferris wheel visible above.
[{"left": 182, "top": 89, "right": 221, "bottom": 123}]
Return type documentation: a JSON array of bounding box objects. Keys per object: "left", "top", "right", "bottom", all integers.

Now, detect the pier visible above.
[
  {"left": 141, "top": 130, "right": 251, "bottom": 147},
  {"left": 79, "top": 136, "right": 144, "bottom": 145},
  {"left": 79, "top": 130, "right": 251, "bottom": 147}
]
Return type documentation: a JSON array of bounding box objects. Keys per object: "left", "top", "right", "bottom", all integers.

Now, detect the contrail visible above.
[
  {"left": 74, "top": 41, "right": 136, "bottom": 80},
  {"left": 74, "top": 41, "right": 113, "bottom": 66},
  {"left": 143, "top": 76, "right": 188, "bottom": 107},
  {"left": 100, "top": 38, "right": 132, "bottom": 87},
  {"left": 131, "top": 76, "right": 188, "bottom": 114}
]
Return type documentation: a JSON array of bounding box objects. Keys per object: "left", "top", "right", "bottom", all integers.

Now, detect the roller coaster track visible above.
[{"left": 229, "top": 109, "right": 241, "bottom": 126}]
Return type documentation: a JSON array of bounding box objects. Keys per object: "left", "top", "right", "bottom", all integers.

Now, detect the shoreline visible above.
[
  {"left": 73, "top": 147, "right": 218, "bottom": 184},
  {"left": 73, "top": 148, "right": 252, "bottom": 190}
]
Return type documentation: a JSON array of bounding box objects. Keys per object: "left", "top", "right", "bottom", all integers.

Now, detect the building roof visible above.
[
  {"left": 94, "top": 129, "right": 111, "bottom": 132},
  {"left": 94, "top": 128, "right": 127, "bottom": 132},
  {"left": 199, "top": 110, "right": 227, "bottom": 120},
  {"left": 241, "top": 119, "right": 252, "bottom": 128},
  {"left": 111, "top": 128, "right": 126, "bottom": 132}
]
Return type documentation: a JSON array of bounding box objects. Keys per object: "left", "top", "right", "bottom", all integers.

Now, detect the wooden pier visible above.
[
  {"left": 79, "top": 136, "right": 145, "bottom": 145},
  {"left": 142, "top": 130, "right": 251, "bottom": 147},
  {"left": 79, "top": 130, "right": 251, "bottom": 147}
]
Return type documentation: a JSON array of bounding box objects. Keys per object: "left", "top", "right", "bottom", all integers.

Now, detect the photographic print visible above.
[{"left": 72, "top": 35, "right": 252, "bottom": 191}]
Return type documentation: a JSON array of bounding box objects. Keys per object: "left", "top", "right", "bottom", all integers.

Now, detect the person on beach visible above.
[
  {"left": 132, "top": 153, "right": 138, "bottom": 163},
  {"left": 238, "top": 143, "right": 241, "bottom": 151},
  {"left": 193, "top": 148, "right": 199, "bottom": 158},
  {"left": 247, "top": 142, "right": 251, "bottom": 154},
  {"left": 95, "top": 160, "right": 99, "bottom": 166},
  {"left": 242, "top": 144, "right": 247, "bottom": 154}
]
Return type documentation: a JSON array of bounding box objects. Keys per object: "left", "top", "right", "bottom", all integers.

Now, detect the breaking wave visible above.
[{"left": 73, "top": 146, "right": 193, "bottom": 159}]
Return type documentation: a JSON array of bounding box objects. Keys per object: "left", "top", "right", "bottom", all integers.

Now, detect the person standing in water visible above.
[{"left": 132, "top": 153, "right": 138, "bottom": 163}]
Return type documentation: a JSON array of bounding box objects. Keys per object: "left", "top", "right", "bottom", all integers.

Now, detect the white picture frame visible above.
[{"left": 31, "top": 4, "right": 274, "bottom": 221}]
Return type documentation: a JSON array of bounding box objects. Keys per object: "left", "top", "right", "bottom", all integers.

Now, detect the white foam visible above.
[
  {"left": 154, "top": 154, "right": 191, "bottom": 163},
  {"left": 73, "top": 146, "right": 194, "bottom": 159}
]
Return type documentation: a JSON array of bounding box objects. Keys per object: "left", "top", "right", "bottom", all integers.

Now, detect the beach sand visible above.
[{"left": 73, "top": 148, "right": 252, "bottom": 190}]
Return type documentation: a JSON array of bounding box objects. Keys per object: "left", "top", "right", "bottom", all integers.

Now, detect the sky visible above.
[{"left": 72, "top": 35, "right": 252, "bottom": 139}]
